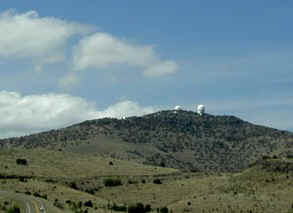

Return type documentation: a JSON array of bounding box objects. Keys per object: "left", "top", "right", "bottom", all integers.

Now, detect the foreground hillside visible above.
[
  {"left": 1, "top": 148, "right": 293, "bottom": 213},
  {"left": 1, "top": 110, "right": 293, "bottom": 172}
]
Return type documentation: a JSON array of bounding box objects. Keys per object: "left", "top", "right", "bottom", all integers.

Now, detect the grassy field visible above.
[
  {"left": 0, "top": 148, "right": 293, "bottom": 213},
  {"left": 0, "top": 148, "right": 177, "bottom": 178}
]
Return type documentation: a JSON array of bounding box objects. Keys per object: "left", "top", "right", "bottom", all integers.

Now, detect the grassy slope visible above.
[
  {"left": 0, "top": 148, "right": 178, "bottom": 212},
  {"left": 1, "top": 148, "right": 293, "bottom": 212},
  {"left": 0, "top": 148, "right": 177, "bottom": 178}
]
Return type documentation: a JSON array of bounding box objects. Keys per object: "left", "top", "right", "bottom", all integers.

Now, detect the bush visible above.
[
  {"left": 7, "top": 206, "right": 20, "bottom": 213},
  {"left": 85, "top": 189, "right": 95, "bottom": 195},
  {"left": 16, "top": 159, "right": 27, "bottom": 166},
  {"left": 262, "top": 155, "right": 271, "bottom": 160},
  {"left": 160, "top": 207, "right": 168, "bottom": 213},
  {"left": 128, "top": 180, "right": 138, "bottom": 184},
  {"left": 69, "top": 182, "right": 78, "bottom": 190},
  {"left": 84, "top": 200, "right": 93, "bottom": 208},
  {"left": 145, "top": 204, "right": 151, "bottom": 212},
  {"left": 153, "top": 179, "right": 162, "bottom": 184},
  {"left": 104, "top": 178, "right": 122, "bottom": 187},
  {"left": 19, "top": 177, "right": 27, "bottom": 182},
  {"left": 33, "top": 192, "right": 41, "bottom": 197},
  {"left": 127, "top": 203, "right": 151, "bottom": 213},
  {"left": 128, "top": 203, "right": 144, "bottom": 213},
  {"left": 111, "top": 203, "right": 127, "bottom": 212}
]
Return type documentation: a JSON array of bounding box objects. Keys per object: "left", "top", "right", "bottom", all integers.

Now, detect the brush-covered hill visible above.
[{"left": 1, "top": 110, "right": 293, "bottom": 172}]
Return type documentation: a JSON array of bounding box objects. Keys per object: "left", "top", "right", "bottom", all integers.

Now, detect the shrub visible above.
[
  {"left": 69, "top": 182, "right": 78, "bottom": 190},
  {"left": 145, "top": 204, "right": 151, "bottom": 212},
  {"left": 104, "top": 178, "right": 122, "bottom": 187},
  {"left": 262, "top": 155, "right": 271, "bottom": 160},
  {"left": 7, "top": 206, "right": 20, "bottom": 213},
  {"left": 153, "top": 179, "right": 162, "bottom": 184},
  {"left": 19, "top": 177, "right": 27, "bottom": 182},
  {"left": 65, "top": 200, "right": 71, "bottom": 204},
  {"left": 33, "top": 192, "right": 41, "bottom": 198},
  {"left": 111, "top": 203, "right": 127, "bottom": 212},
  {"left": 128, "top": 180, "right": 138, "bottom": 184},
  {"left": 160, "top": 207, "right": 168, "bottom": 213},
  {"left": 128, "top": 203, "right": 145, "bottom": 213},
  {"left": 85, "top": 189, "right": 95, "bottom": 195},
  {"left": 16, "top": 159, "right": 27, "bottom": 166},
  {"left": 84, "top": 200, "right": 93, "bottom": 208},
  {"left": 77, "top": 201, "right": 82, "bottom": 208},
  {"left": 127, "top": 203, "right": 151, "bottom": 213}
]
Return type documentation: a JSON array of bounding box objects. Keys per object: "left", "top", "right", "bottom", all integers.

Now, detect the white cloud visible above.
[
  {"left": 0, "top": 90, "right": 292, "bottom": 139},
  {"left": 144, "top": 61, "right": 178, "bottom": 77},
  {"left": 0, "top": 9, "right": 92, "bottom": 69},
  {"left": 0, "top": 91, "right": 156, "bottom": 139},
  {"left": 95, "top": 100, "right": 155, "bottom": 118},
  {"left": 73, "top": 32, "right": 179, "bottom": 77}
]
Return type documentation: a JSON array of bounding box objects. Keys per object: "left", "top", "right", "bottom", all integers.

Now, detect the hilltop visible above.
[{"left": 1, "top": 110, "right": 293, "bottom": 172}]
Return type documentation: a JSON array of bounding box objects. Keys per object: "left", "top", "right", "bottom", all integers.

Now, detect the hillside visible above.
[
  {"left": 1, "top": 148, "right": 293, "bottom": 213},
  {"left": 1, "top": 110, "right": 293, "bottom": 172}
]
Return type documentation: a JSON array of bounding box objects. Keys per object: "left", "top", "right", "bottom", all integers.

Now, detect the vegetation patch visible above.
[{"left": 104, "top": 178, "right": 123, "bottom": 187}]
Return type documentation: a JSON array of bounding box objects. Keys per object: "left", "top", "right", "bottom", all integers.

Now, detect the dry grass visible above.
[
  {"left": 1, "top": 148, "right": 293, "bottom": 213},
  {"left": 0, "top": 148, "right": 178, "bottom": 178}
]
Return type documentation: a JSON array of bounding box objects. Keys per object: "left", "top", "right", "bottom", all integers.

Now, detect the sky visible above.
[{"left": 0, "top": 1, "right": 293, "bottom": 138}]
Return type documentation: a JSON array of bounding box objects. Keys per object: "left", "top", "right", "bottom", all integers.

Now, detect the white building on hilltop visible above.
[
  {"left": 174, "top": 105, "right": 182, "bottom": 113},
  {"left": 174, "top": 105, "right": 182, "bottom": 110},
  {"left": 197, "top": 105, "right": 205, "bottom": 116}
]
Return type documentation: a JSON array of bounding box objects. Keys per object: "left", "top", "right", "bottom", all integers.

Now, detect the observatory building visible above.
[
  {"left": 197, "top": 105, "right": 205, "bottom": 116},
  {"left": 174, "top": 105, "right": 182, "bottom": 110},
  {"left": 174, "top": 105, "right": 182, "bottom": 113}
]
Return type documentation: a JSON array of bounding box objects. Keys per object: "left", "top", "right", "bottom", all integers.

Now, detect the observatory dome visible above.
[
  {"left": 197, "top": 105, "right": 205, "bottom": 115},
  {"left": 174, "top": 105, "right": 182, "bottom": 110}
]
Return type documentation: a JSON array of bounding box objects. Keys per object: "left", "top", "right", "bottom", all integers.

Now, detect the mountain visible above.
[{"left": 1, "top": 110, "right": 293, "bottom": 172}]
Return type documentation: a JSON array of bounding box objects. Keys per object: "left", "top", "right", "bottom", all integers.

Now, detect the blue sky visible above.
[{"left": 0, "top": 1, "right": 292, "bottom": 138}]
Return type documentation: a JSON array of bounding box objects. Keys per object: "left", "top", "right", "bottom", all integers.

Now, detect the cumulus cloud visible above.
[
  {"left": 0, "top": 9, "right": 92, "bottom": 70},
  {"left": 0, "top": 91, "right": 156, "bottom": 139},
  {"left": 73, "top": 32, "right": 179, "bottom": 77},
  {"left": 144, "top": 61, "right": 178, "bottom": 77},
  {"left": 95, "top": 100, "right": 155, "bottom": 118}
]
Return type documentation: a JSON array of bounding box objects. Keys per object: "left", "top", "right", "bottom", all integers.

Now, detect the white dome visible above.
[
  {"left": 197, "top": 105, "right": 205, "bottom": 115},
  {"left": 174, "top": 105, "right": 182, "bottom": 110}
]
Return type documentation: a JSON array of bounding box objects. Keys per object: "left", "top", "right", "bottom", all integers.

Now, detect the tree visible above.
[{"left": 16, "top": 159, "right": 27, "bottom": 166}]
